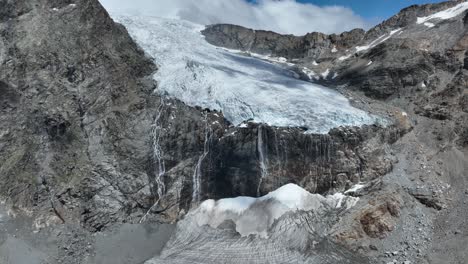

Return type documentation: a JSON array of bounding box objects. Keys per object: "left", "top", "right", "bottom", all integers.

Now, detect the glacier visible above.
[
  {"left": 193, "top": 183, "right": 359, "bottom": 237},
  {"left": 113, "top": 15, "right": 378, "bottom": 134},
  {"left": 144, "top": 184, "right": 362, "bottom": 264}
]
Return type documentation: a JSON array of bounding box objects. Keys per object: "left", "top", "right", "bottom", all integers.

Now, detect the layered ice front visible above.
[
  {"left": 144, "top": 184, "right": 362, "bottom": 264},
  {"left": 114, "top": 15, "right": 377, "bottom": 134},
  {"left": 193, "top": 184, "right": 358, "bottom": 237}
]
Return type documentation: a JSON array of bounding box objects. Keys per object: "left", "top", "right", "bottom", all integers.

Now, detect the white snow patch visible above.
[
  {"left": 239, "top": 123, "right": 248, "bottom": 128},
  {"left": 193, "top": 183, "right": 359, "bottom": 236},
  {"left": 423, "top": 22, "right": 435, "bottom": 28},
  {"left": 344, "top": 183, "right": 366, "bottom": 194},
  {"left": 389, "top": 29, "right": 401, "bottom": 35},
  {"left": 417, "top": 2, "right": 468, "bottom": 24},
  {"left": 338, "top": 54, "right": 352, "bottom": 61},
  {"left": 302, "top": 67, "right": 316, "bottom": 79},
  {"left": 321, "top": 68, "right": 330, "bottom": 79},
  {"left": 215, "top": 197, "right": 257, "bottom": 214},
  {"left": 355, "top": 28, "right": 401, "bottom": 53},
  {"left": 52, "top": 7, "right": 58, "bottom": 11},
  {"left": 69, "top": 3, "right": 76, "bottom": 7},
  {"left": 367, "top": 60, "right": 373, "bottom": 66},
  {"left": 312, "top": 60, "right": 319, "bottom": 66},
  {"left": 225, "top": 49, "right": 296, "bottom": 67},
  {"left": 113, "top": 15, "right": 377, "bottom": 134},
  {"left": 331, "top": 46, "right": 337, "bottom": 53},
  {"left": 421, "top": 82, "right": 427, "bottom": 88},
  {"left": 277, "top": 57, "right": 287, "bottom": 63},
  {"left": 332, "top": 72, "right": 339, "bottom": 79}
]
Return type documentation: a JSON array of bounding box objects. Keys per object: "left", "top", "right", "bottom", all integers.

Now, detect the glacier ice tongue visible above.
[{"left": 113, "top": 15, "right": 378, "bottom": 134}]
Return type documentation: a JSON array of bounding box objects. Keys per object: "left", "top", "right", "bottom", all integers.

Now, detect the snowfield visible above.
[
  {"left": 417, "top": 1, "right": 468, "bottom": 25},
  {"left": 114, "top": 15, "right": 378, "bottom": 134},
  {"left": 355, "top": 28, "right": 402, "bottom": 53}
]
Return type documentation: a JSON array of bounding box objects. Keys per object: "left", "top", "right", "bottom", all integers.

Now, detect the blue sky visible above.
[{"left": 249, "top": 0, "right": 446, "bottom": 22}]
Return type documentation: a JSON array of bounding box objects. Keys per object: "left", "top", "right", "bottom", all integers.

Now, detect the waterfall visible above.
[
  {"left": 192, "top": 114, "right": 212, "bottom": 205},
  {"left": 140, "top": 97, "right": 166, "bottom": 223},
  {"left": 257, "top": 125, "right": 268, "bottom": 196},
  {"left": 273, "top": 129, "right": 286, "bottom": 190},
  {"left": 153, "top": 98, "right": 166, "bottom": 199},
  {"left": 273, "top": 129, "right": 281, "bottom": 189}
]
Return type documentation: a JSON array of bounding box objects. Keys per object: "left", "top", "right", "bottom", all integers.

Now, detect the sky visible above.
[
  {"left": 99, "top": 0, "right": 447, "bottom": 36},
  {"left": 281, "top": 0, "right": 446, "bottom": 21}
]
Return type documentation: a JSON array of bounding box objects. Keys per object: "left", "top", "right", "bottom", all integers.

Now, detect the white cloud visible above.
[{"left": 99, "top": 0, "right": 370, "bottom": 36}]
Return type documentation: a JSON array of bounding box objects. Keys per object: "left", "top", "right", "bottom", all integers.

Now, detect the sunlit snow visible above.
[
  {"left": 417, "top": 2, "right": 468, "bottom": 25},
  {"left": 423, "top": 22, "right": 435, "bottom": 28},
  {"left": 113, "top": 15, "right": 378, "bottom": 133},
  {"left": 338, "top": 54, "right": 352, "bottom": 61},
  {"left": 321, "top": 68, "right": 330, "bottom": 79},
  {"left": 344, "top": 183, "right": 366, "bottom": 194},
  {"left": 355, "top": 28, "right": 401, "bottom": 53},
  {"left": 193, "top": 183, "right": 359, "bottom": 237}
]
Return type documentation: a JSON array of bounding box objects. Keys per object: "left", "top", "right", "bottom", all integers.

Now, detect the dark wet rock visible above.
[{"left": 153, "top": 113, "right": 407, "bottom": 218}]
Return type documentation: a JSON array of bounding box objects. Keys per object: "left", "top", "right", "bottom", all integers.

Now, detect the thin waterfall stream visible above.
[{"left": 192, "top": 114, "right": 212, "bottom": 205}]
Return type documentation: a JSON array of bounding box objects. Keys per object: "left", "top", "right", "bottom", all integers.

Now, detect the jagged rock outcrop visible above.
[
  {"left": 0, "top": 0, "right": 159, "bottom": 232},
  {"left": 203, "top": 24, "right": 365, "bottom": 60}
]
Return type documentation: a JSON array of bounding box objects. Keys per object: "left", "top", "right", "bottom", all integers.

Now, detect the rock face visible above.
[
  {"left": 156, "top": 114, "right": 406, "bottom": 218},
  {"left": 0, "top": 0, "right": 405, "bottom": 231},
  {"left": 0, "top": 0, "right": 159, "bottom": 232},
  {"left": 203, "top": 24, "right": 365, "bottom": 60}
]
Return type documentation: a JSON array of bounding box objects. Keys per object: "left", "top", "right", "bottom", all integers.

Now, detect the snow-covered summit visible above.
[{"left": 113, "top": 14, "right": 378, "bottom": 134}]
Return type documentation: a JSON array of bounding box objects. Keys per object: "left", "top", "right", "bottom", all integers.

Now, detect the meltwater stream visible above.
[
  {"left": 113, "top": 15, "right": 378, "bottom": 134},
  {"left": 192, "top": 114, "right": 212, "bottom": 205}
]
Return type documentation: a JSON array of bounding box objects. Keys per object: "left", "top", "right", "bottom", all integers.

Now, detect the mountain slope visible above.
[
  {"left": 0, "top": 0, "right": 467, "bottom": 264},
  {"left": 200, "top": 1, "right": 468, "bottom": 263}
]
